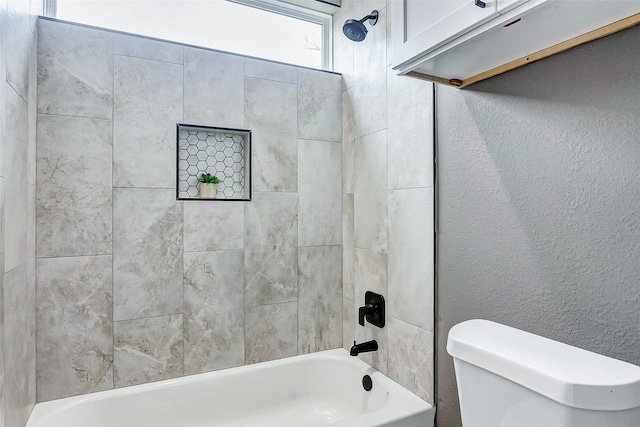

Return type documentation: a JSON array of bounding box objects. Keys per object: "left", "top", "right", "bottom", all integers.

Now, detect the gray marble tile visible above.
[
  {"left": 184, "top": 48, "right": 244, "bottom": 128},
  {"left": 3, "top": 264, "right": 36, "bottom": 427},
  {"left": 29, "top": 0, "right": 41, "bottom": 31},
  {"left": 36, "top": 114, "right": 112, "bottom": 258},
  {"left": 114, "top": 314, "right": 183, "bottom": 388},
  {"left": 343, "top": 193, "right": 354, "bottom": 301},
  {"left": 388, "top": 188, "right": 434, "bottom": 331},
  {"left": 0, "top": 0, "right": 6, "bottom": 53},
  {"left": 0, "top": 7, "right": 5, "bottom": 389},
  {"left": 388, "top": 316, "right": 434, "bottom": 404},
  {"left": 385, "top": 0, "right": 392, "bottom": 67},
  {"left": 184, "top": 251, "right": 244, "bottom": 375},
  {"left": 245, "top": 58, "right": 298, "bottom": 84},
  {"left": 113, "top": 188, "right": 183, "bottom": 321},
  {"left": 354, "top": 298, "right": 388, "bottom": 374},
  {"left": 0, "top": 37, "right": 5, "bottom": 181},
  {"left": 4, "top": 84, "right": 28, "bottom": 273},
  {"left": 27, "top": 31, "right": 37, "bottom": 186},
  {"left": 245, "top": 77, "right": 297, "bottom": 134},
  {"left": 6, "top": 0, "right": 29, "bottom": 22},
  {"left": 114, "top": 34, "right": 183, "bottom": 64},
  {"left": 297, "top": 69, "right": 342, "bottom": 142},
  {"left": 0, "top": 374, "right": 5, "bottom": 427},
  {"left": 183, "top": 201, "right": 244, "bottom": 252},
  {"left": 5, "top": 0, "right": 32, "bottom": 102},
  {"left": 26, "top": 181, "right": 35, "bottom": 285},
  {"left": 0, "top": 0, "right": 5, "bottom": 46},
  {"left": 252, "top": 131, "right": 297, "bottom": 192},
  {"left": 245, "top": 192, "right": 298, "bottom": 307},
  {"left": 358, "top": 0, "right": 389, "bottom": 19},
  {"left": 113, "top": 55, "right": 182, "bottom": 189},
  {"left": 245, "top": 302, "right": 297, "bottom": 364},
  {"left": 387, "top": 68, "right": 434, "bottom": 190},
  {"left": 342, "top": 88, "right": 355, "bottom": 194},
  {"left": 36, "top": 255, "right": 113, "bottom": 401},
  {"left": 354, "top": 78, "right": 387, "bottom": 139},
  {"left": 353, "top": 2, "right": 387, "bottom": 84},
  {"left": 353, "top": 248, "right": 388, "bottom": 373},
  {"left": 298, "top": 140, "right": 342, "bottom": 246},
  {"left": 298, "top": 246, "right": 342, "bottom": 354},
  {"left": 37, "top": 20, "right": 113, "bottom": 119},
  {"left": 354, "top": 130, "right": 387, "bottom": 252},
  {"left": 351, "top": 4, "right": 387, "bottom": 140},
  {"left": 343, "top": 298, "right": 354, "bottom": 352},
  {"left": 354, "top": 248, "right": 388, "bottom": 304},
  {"left": 332, "top": 1, "right": 355, "bottom": 90}
]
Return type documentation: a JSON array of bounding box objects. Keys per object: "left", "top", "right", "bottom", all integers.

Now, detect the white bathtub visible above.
[{"left": 26, "top": 348, "right": 434, "bottom": 427}]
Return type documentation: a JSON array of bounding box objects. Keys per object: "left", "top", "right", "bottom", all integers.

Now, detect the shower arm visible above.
[
  {"left": 359, "top": 10, "right": 379, "bottom": 26},
  {"left": 359, "top": 14, "right": 376, "bottom": 23}
]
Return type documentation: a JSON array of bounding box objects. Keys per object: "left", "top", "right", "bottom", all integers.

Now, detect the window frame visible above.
[{"left": 42, "top": 0, "right": 333, "bottom": 70}]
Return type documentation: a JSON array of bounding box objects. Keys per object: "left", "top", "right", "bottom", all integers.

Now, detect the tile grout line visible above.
[
  {"left": 296, "top": 69, "right": 302, "bottom": 355},
  {"left": 242, "top": 57, "right": 248, "bottom": 366},
  {"left": 36, "top": 111, "right": 112, "bottom": 121},
  {"left": 111, "top": 32, "right": 116, "bottom": 390},
  {"left": 181, "top": 45, "right": 186, "bottom": 378},
  {"left": 113, "top": 52, "right": 183, "bottom": 67},
  {"left": 113, "top": 311, "right": 186, "bottom": 324}
]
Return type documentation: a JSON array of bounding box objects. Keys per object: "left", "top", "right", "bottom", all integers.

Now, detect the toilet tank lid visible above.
[{"left": 447, "top": 319, "right": 640, "bottom": 411}]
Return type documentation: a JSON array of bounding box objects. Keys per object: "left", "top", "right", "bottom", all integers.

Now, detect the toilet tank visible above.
[{"left": 447, "top": 319, "right": 640, "bottom": 427}]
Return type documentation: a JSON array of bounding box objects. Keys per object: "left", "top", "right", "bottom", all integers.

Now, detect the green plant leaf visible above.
[{"left": 198, "top": 172, "right": 219, "bottom": 184}]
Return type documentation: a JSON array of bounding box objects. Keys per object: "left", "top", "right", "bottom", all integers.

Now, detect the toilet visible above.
[{"left": 447, "top": 319, "right": 640, "bottom": 427}]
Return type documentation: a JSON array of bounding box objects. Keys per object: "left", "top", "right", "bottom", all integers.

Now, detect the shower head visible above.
[{"left": 343, "top": 10, "right": 378, "bottom": 42}]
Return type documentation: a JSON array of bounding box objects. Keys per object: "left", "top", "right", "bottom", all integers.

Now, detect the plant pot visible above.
[{"left": 199, "top": 183, "right": 217, "bottom": 199}]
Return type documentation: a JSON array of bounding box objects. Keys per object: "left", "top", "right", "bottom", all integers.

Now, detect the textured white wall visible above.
[{"left": 437, "top": 25, "right": 640, "bottom": 427}]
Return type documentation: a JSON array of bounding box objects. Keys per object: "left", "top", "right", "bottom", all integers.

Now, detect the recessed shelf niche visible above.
[{"left": 176, "top": 124, "right": 251, "bottom": 201}]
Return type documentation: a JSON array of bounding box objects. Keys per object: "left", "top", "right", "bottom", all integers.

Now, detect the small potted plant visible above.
[{"left": 198, "top": 173, "right": 220, "bottom": 199}]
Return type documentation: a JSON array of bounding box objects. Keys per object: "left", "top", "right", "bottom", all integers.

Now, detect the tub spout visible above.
[{"left": 350, "top": 340, "right": 378, "bottom": 356}]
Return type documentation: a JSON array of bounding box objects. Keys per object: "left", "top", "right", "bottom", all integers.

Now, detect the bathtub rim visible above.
[{"left": 27, "top": 348, "right": 434, "bottom": 427}]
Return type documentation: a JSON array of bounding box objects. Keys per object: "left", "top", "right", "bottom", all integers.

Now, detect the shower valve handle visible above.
[
  {"left": 359, "top": 304, "right": 375, "bottom": 326},
  {"left": 358, "top": 291, "right": 385, "bottom": 328}
]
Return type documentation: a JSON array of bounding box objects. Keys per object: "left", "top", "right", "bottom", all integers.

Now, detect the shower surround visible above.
[
  {"left": 334, "top": 0, "right": 435, "bottom": 404},
  {"left": 35, "top": 18, "right": 342, "bottom": 402},
  {"left": 1, "top": 0, "right": 39, "bottom": 425}
]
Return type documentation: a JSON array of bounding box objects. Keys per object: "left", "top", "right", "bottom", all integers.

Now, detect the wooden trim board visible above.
[
  {"left": 459, "top": 12, "right": 640, "bottom": 87},
  {"left": 406, "top": 71, "right": 453, "bottom": 86}
]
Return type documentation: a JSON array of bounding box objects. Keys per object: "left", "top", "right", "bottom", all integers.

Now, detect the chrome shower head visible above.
[{"left": 343, "top": 10, "right": 378, "bottom": 42}]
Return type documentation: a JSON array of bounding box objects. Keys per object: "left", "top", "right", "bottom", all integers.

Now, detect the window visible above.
[{"left": 47, "top": 0, "right": 332, "bottom": 69}]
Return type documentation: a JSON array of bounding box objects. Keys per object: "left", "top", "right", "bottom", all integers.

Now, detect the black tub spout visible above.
[{"left": 350, "top": 340, "right": 378, "bottom": 356}]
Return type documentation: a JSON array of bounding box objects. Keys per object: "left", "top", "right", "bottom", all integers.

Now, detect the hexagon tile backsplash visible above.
[{"left": 177, "top": 124, "right": 251, "bottom": 200}]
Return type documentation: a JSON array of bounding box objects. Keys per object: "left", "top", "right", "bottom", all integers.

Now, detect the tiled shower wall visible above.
[
  {"left": 0, "top": 0, "right": 39, "bottom": 425},
  {"left": 334, "top": 0, "right": 435, "bottom": 403},
  {"left": 35, "top": 19, "right": 342, "bottom": 402}
]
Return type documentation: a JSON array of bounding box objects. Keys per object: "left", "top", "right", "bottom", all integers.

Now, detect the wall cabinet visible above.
[
  {"left": 391, "top": 0, "right": 640, "bottom": 87},
  {"left": 497, "top": 0, "right": 528, "bottom": 13},
  {"left": 393, "top": 0, "right": 498, "bottom": 67}
]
